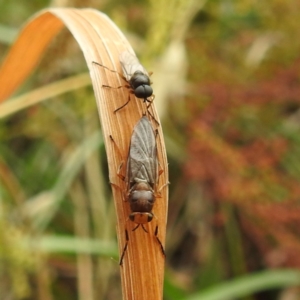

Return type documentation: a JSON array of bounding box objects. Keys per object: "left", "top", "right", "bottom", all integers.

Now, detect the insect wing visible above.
[
  {"left": 119, "top": 51, "right": 149, "bottom": 82},
  {"left": 127, "top": 117, "right": 157, "bottom": 186}
]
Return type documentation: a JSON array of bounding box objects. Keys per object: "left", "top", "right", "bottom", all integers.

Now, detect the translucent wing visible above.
[
  {"left": 127, "top": 116, "right": 157, "bottom": 187},
  {"left": 119, "top": 51, "right": 149, "bottom": 81}
]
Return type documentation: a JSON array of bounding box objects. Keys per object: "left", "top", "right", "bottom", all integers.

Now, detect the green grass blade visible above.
[
  {"left": 185, "top": 270, "right": 300, "bottom": 300},
  {"left": 22, "top": 235, "right": 118, "bottom": 258}
]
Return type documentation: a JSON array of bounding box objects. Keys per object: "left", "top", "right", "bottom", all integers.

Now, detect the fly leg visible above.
[
  {"left": 93, "top": 59, "right": 136, "bottom": 114},
  {"left": 102, "top": 83, "right": 130, "bottom": 90},
  {"left": 109, "top": 135, "right": 123, "bottom": 159},
  {"left": 114, "top": 90, "right": 135, "bottom": 113},
  {"left": 153, "top": 129, "right": 169, "bottom": 193},
  {"left": 144, "top": 95, "right": 160, "bottom": 125},
  {"left": 119, "top": 229, "right": 129, "bottom": 265},
  {"left": 93, "top": 61, "right": 131, "bottom": 104},
  {"left": 151, "top": 214, "right": 166, "bottom": 257},
  {"left": 109, "top": 135, "right": 126, "bottom": 199},
  {"left": 110, "top": 182, "right": 127, "bottom": 202},
  {"left": 92, "top": 61, "right": 125, "bottom": 80},
  {"left": 154, "top": 225, "right": 166, "bottom": 257},
  {"left": 146, "top": 94, "right": 155, "bottom": 109},
  {"left": 132, "top": 223, "right": 148, "bottom": 233}
]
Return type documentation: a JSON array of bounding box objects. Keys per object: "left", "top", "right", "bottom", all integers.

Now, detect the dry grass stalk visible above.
[{"left": 0, "top": 8, "right": 168, "bottom": 300}]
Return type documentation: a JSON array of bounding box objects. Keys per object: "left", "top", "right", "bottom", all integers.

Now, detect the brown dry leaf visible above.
[{"left": 0, "top": 8, "right": 168, "bottom": 300}]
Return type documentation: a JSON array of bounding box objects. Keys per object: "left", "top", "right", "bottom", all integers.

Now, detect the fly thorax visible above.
[
  {"left": 128, "top": 182, "right": 155, "bottom": 213},
  {"left": 130, "top": 71, "right": 151, "bottom": 87}
]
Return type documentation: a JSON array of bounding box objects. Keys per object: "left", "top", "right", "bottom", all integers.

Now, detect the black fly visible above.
[
  {"left": 118, "top": 51, "right": 153, "bottom": 112},
  {"left": 93, "top": 51, "right": 155, "bottom": 115},
  {"left": 110, "top": 116, "right": 165, "bottom": 265}
]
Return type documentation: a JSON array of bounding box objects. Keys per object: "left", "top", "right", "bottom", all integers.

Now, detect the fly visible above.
[
  {"left": 110, "top": 116, "right": 165, "bottom": 265},
  {"left": 118, "top": 51, "right": 153, "bottom": 112},
  {"left": 93, "top": 51, "right": 155, "bottom": 117},
  {"left": 126, "top": 115, "right": 157, "bottom": 229}
]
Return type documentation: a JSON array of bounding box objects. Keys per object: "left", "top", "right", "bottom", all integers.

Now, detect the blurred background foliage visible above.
[{"left": 1, "top": 0, "right": 300, "bottom": 299}]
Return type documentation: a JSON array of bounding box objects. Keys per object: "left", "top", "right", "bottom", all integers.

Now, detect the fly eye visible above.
[
  {"left": 147, "top": 214, "right": 153, "bottom": 222},
  {"left": 135, "top": 85, "right": 153, "bottom": 98},
  {"left": 129, "top": 212, "right": 153, "bottom": 224}
]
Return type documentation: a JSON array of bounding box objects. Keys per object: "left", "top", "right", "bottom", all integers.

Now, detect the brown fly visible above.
[
  {"left": 93, "top": 51, "right": 155, "bottom": 117},
  {"left": 111, "top": 116, "right": 165, "bottom": 265}
]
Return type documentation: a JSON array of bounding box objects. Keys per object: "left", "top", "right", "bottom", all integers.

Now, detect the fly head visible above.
[
  {"left": 130, "top": 71, "right": 153, "bottom": 99},
  {"left": 130, "top": 71, "right": 151, "bottom": 87},
  {"left": 129, "top": 212, "right": 154, "bottom": 224},
  {"left": 134, "top": 85, "right": 153, "bottom": 99}
]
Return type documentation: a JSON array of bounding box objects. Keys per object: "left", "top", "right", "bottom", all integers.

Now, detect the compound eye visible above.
[
  {"left": 135, "top": 85, "right": 153, "bottom": 98},
  {"left": 147, "top": 214, "right": 153, "bottom": 222},
  {"left": 129, "top": 212, "right": 154, "bottom": 223}
]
